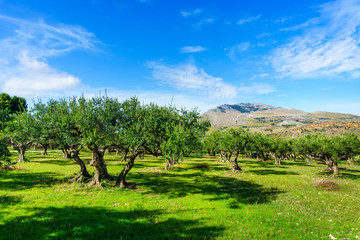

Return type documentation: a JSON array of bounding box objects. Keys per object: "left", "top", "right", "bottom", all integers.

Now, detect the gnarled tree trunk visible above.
[
  {"left": 231, "top": 152, "right": 242, "bottom": 173},
  {"left": 116, "top": 151, "right": 142, "bottom": 188},
  {"left": 121, "top": 149, "right": 129, "bottom": 162},
  {"left": 332, "top": 161, "right": 339, "bottom": 176},
  {"left": 13, "top": 141, "right": 31, "bottom": 162},
  {"left": 274, "top": 155, "right": 282, "bottom": 165},
  {"left": 88, "top": 146, "right": 113, "bottom": 186},
  {"left": 16, "top": 145, "right": 27, "bottom": 162},
  {"left": 41, "top": 143, "right": 49, "bottom": 156},
  {"left": 324, "top": 156, "right": 333, "bottom": 172},
  {"left": 165, "top": 158, "right": 174, "bottom": 170},
  {"left": 70, "top": 148, "right": 91, "bottom": 182},
  {"left": 62, "top": 148, "right": 72, "bottom": 159}
]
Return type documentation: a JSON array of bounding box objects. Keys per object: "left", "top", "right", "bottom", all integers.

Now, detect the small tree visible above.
[
  {"left": 5, "top": 111, "right": 35, "bottom": 162},
  {"left": 203, "top": 130, "right": 221, "bottom": 157},
  {"left": 251, "top": 132, "right": 272, "bottom": 161},
  {"left": 221, "top": 128, "right": 251, "bottom": 173},
  {"left": 269, "top": 136, "right": 290, "bottom": 165}
]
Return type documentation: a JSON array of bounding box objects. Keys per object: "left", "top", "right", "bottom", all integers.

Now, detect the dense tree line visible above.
[
  {"left": 203, "top": 128, "right": 360, "bottom": 175},
  {"left": 1, "top": 95, "right": 210, "bottom": 187}
]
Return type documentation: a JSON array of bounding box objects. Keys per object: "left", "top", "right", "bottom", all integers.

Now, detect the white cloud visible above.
[
  {"left": 271, "top": 0, "right": 360, "bottom": 78},
  {"left": 0, "top": 15, "right": 98, "bottom": 97},
  {"left": 180, "top": 46, "right": 207, "bottom": 53},
  {"left": 227, "top": 42, "right": 251, "bottom": 59},
  {"left": 180, "top": 9, "right": 203, "bottom": 18},
  {"left": 146, "top": 61, "right": 238, "bottom": 99},
  {"left": 3, "top": 51, "right": 80, "bottom": 97},
  {"left": 146, "top": 61, "right": 275, "bottom": 99},
  {"left": 237, "top": 15, "right": 261, "bottom": 25}
]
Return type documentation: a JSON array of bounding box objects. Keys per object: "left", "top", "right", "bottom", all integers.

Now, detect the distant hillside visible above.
[
  {"left": 202, "top": 103, "right": 360, "bottom": 135},
  {"left": 211, "top": 103, "right": 282, "bottom": 113}
]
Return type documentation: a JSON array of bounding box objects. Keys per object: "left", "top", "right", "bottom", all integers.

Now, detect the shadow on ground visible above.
[
  {"left": 0, "top": 206, "right": 223, "bottom": 240},
  {"left": 0, "top": 171, "right": 60, "bottom": 191},
  {"left": 249, "top": 169, "right": 299, "bottom": 176},
  {"left": 0, "top": 195, "right": 23, "bottom": 206},
  {"left": 131, "top": 171, "right": 283, "bottom": 208}
]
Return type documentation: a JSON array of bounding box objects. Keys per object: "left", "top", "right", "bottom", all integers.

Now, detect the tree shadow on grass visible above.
[
  {"left": 30, "top": 160, "right": 75, "bottom": 166},
  {"left": 131, "top": 171, "right": 283, "bottom": 208},
  {"left": 249, "top": 169, "right": 300, "bottom": 176},
  {"left": 0, "top": 171, "right": 60, "bottom": 191},
  {"left": 316, "top": 170, "right": 360, "bottom": 180},
  {"left": 0, "top": 206, "right": 223, "bottom": 240},
  {"left": 0, "top": 195, "right": 23, "bottom": 206}
]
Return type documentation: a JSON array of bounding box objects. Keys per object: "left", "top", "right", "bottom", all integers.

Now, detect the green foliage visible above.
[
  {"left": 5, "top": 111, "right": 35, "bottom": 146},
  {"left": 203, "top": 130, "right": 222, "bottom": 155},
  {"left": 0, "top": 139, "right": 13, "bottom": 169},
  {"left": 0, "top": 93, "right": 27, "bottom": 129}
]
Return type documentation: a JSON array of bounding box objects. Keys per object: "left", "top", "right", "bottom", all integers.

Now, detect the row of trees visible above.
[
  {"left": 203, "top": 128, "right": 360, "bottom": 175},
  {"left": 2, "top": 95, "right": 210, "bottom": 187}
]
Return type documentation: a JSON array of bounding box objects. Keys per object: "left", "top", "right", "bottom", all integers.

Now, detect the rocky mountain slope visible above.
[{"left": 202, "top": 103, "right": 360, "bottom": 135}]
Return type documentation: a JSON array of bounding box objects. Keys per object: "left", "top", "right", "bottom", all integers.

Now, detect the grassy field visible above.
[{"left": 1, "top": 150, "right": 360, "bottom": 240}]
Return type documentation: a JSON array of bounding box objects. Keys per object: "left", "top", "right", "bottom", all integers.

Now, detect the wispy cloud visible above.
[
  {"left": 0, "top": 15, "right": 98, "bottom": 97},
  {"left": 271, "top": 0, "right": 360, "bottom": 78},
  {"left": 180, "top": 9, "right": 203, "bottom": 18},
  {"left": 146, "top": 61, "right": 237, "bottom": 99},
  {"left": 237, "top": 15, "right": 261, "bottom": 25},
  {"left": 180, "top": 46, "right": 207, "bottom": 53},
  {"left": 227, "top": 42, "right": 251, "bottom": 59},
  {"left": 146, "top": 61, "right": 275, "bottom": 99}
]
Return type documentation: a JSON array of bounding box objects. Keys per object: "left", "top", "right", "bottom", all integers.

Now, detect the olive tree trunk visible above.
[
  {"left": 88, "top": 146, "right": 113, "bottom": 186},
  {"left": 70, "top": 148, "right": 91, "bottom": 182},
  {"left": 41, "top": 143, "right": 49, "bottom": 156},
  {"left": 116, "top": 151, "right": 142, "bottom": 188},
  {"left": 62, "top": 148, "right": 72, "bottom": 159},
  {"left": 324, "top": 156, "right": 333, "bottom": 172},
  {"left": 13, "top": 141, "right": 31, "bottom": 162},
  {"left": 17, "top": 145, "right": 27, "bottom": 162},
  {"left": 274, "top": 155, "right": 282, "bottom": 165},
  {"left": 121, "top": 149, "right": 129, "bottom": 162},
  {"left": 231, "top": 152, "right": 242, "bottom": 173},
  {"left": 165, "top": 158, "right": 174, "bottom": 170},
  {"left": 332, "top": 161, "right": 339, "bottom": 176}
]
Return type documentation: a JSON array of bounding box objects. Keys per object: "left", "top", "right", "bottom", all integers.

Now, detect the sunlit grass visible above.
[{"left": 1, "top": 150, "right": 359, "bottom": 239}]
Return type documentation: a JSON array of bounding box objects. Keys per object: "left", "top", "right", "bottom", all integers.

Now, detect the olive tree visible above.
[
  {"left": 5, "top": 111, "right": 35, "bottom": 162},
  {"left": 74, "top": 95, "right": 121, "bottom": 185},
  {"left": 115, "top": 98, "right": 209, "bottom": 187},
  {"left": 221, "top": 128, "right": 251, "bottom": 173},
  {"left": 203, "top": 129, "right": 222, "bottom": 157},
  {"left": 46, "top": 98, "right": 92, "bottom": 182}
]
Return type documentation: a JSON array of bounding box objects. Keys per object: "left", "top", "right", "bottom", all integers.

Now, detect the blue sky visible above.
[{"left": 0, "top": 0, "right": 360, "bottom": 114}]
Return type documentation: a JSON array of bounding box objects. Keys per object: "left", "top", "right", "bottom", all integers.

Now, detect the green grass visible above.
[{"left": 1, "top": 150, "right": 360, "bottom": 240}]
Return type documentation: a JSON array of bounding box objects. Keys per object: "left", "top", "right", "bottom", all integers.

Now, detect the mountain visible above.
[
  {"left": 202, "top": 103, "right": 360, "bottom": 136},
  {"left": 210, "top": 103, "right": 282, "bottom": 113}
]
